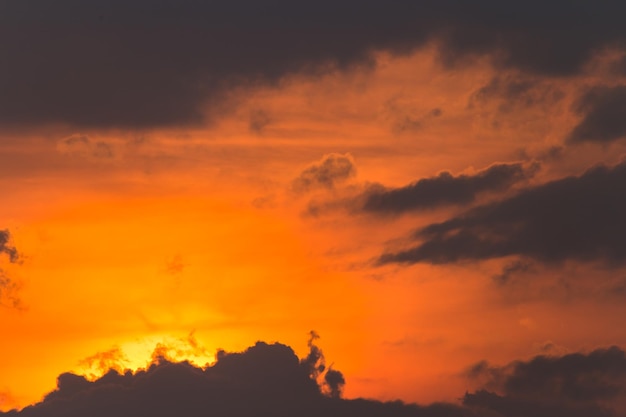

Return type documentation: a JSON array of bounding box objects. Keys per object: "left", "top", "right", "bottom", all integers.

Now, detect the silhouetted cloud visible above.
[
  {"left": 362, "top": 162, "right": 538, "bottom": 215},
  {"left": 2, "top": 1, "right": 626, "bottom": 129},
  {"left": 567, "top": 85, "right": 626, "bottom": 144},
  {"left": 6, "top": 337, "right": 626, "bottom": 417},
  {"left": 464, "top": 346, "right": 626, "bottom": 417},
  {"left": 379, "top": 160, "right": 626, "bottom": 266},
  {"left": 292, "top": 154, "right": 356, "bottom": 194},
  {"left": 1, "top": 339, "right": 473, "bottom": 417}
]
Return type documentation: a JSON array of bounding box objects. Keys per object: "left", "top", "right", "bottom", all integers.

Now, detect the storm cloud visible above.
[
  {"left": 362, "top": 162, "right": 537, "bottom": 215},
  {"left": 2, "top": 1, "right": 626, "bottom": 129},
  {"left": 379, "top": 160, "right": 626, "bottom": 266}
]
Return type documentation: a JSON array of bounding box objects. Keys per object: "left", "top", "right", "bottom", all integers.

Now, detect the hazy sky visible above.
[{"left": 2, "top": 2, "right": 626, "bottom": 416}]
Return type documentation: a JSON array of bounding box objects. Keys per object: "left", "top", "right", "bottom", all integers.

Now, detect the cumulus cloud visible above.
[
  {"left": 361, "top": 162, "right": 538, "bottom": 215},
  {"left": 378, "top": 160, "right": 626, "bottom": 267},
  {"left": 6, "top": 337, "right": 626, "bottom": 417},
  {"left": 292, "top": 153, "right": 356, "bottom": 194},
  {"left": 567, "top": 85, "right": 626, "bottom": 144},
  {"left": 464, "top": 346, "right": 626, "bottom": 417},
  {"left": 0, "top": 338, "right": 474, "bottom": 417},
  {"left": 2, "top": 1, "right": 626, "bottom": 129}
]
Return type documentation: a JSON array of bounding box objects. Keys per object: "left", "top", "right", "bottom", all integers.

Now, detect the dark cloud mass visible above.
[
  {"left": 464, "top": 346, "right": 626, "bottom": 417},
  {"left": 379, "top": 160, "right": 626, "bottom": 266},
  {"left": 1, "top": 340, "right": 473, "bottom": 417},
  {"left": 567, "top": 85, "right": 626, "bottom": 144},
  {"left": 1, "top": 1, "right": 626, "bottom": 129},
  {"left": 5, "top": 339, "right": 626, "bottom": 417},
  {"left": 362, "top": 162, "right": 537, "bottom": 215}
]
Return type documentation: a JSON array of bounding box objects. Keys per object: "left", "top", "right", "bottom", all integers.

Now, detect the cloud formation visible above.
[
  {"left": 6, "top": 338, "right": 626, "bottom": 417},
  {"left": 567, "top": 85, "right": 626, "bottom": 144},
  {"left": 379, "top": 160, "right": 626, "bottom": 266},
  {"left": 464, "top": 346, "right": 626, "bottom": 417},
  {"left": 362, "top": 162, "right": 537, "bottom": 215},
  {"left": 292, "top": 154, "right": 356, "bottom": 194},
  {"left": 0, "top": 230, "right": 22, "bottom": 309},
  {"left": 2, "top": 1, "right": 626, "bottom": 129},
  {"left": 0, "top": 231, "right": 19, "bottom": 264},
  {"left": 0, "top": 339, "right": 475, "bottom": 417}
]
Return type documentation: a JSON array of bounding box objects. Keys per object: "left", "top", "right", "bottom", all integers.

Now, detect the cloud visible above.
[
  {"left": 292, "top": 153, "right": 356, "bottom": 194},
  {"left": 464, "top": 346, "right": 626, "bottom": 417},
  {"left": 379, "top": 160, "right": 626, "bottom": 267},
  {"left": 6, "top": 336, "right": 626, "bottom": 417},
  {"left": 0, "top": 230, "right": 19, "bottom": 264},
  {"left": 567, "top": 85, "right": 626, "bottom": 144},
  {"left": 77, "top": 348, "right": 129, "bottom": 380},
  {"left": 2, "top": 1, "right": 626, "bottom": 129},
  {"left": 361, "top": 162, "right": 538, "bottom": 215},
  {"left": 0, "top": 338, "right": 473, "bottom": 417},
  {"left": 0, "top": 230, "right": 22, "bottom": 309}
]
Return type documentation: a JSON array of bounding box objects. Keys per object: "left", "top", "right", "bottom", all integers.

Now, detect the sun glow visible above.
[{"left": 76, "top": 333, "right": 216, "bottom": 381}]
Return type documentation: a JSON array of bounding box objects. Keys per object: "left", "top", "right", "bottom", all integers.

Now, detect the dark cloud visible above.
[
  {"left": 362, "top": 162, "right": 538, "bottom": 215},
  {"left": 2, "top": 1, "right": 626, "bottom": 129},
  {"left": 1, "top": 339, "right": 473, "bottom": 417},
  {"left": 464, "top": 346, "right": 626, "bottom": 417},
  {"left": 292, "top": 153, "right": 356, "bottom": 194},
  {"left": 567, "top": 85, "right": 626, "bottom": 144},
  {"left": 6, "top": 336, "right": 626, "bottom": 417},
  {"left": 379, "top": 160, "right": 626, "bottom": 267}
]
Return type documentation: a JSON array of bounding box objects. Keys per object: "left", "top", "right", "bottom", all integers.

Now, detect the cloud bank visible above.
[
  {"left": 5, "top": 339, "right": 626, "bottom": 417},
  {"left": 2, "top": 1, "right": 626, "bottom": 129}
]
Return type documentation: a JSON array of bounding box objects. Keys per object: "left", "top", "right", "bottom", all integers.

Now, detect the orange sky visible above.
[{"left": 2, "top": 42, "right": 626, "bottom": 412}]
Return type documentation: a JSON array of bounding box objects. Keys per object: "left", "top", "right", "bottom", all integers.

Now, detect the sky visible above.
[{"left": 2, "top": 1, "right": 626, "bottom": 416}]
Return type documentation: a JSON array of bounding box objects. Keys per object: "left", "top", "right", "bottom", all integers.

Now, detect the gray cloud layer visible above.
[
  {"left": 379, "top": 160, "right": 626, "bottom": 266},
  {"left": 2, "top": 1, "right": 626, "bottom": 129}
]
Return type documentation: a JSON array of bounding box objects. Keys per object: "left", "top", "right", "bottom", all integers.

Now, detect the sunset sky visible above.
[{"left": 2, "top": 2, "right": 626, "bottom": 416}]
